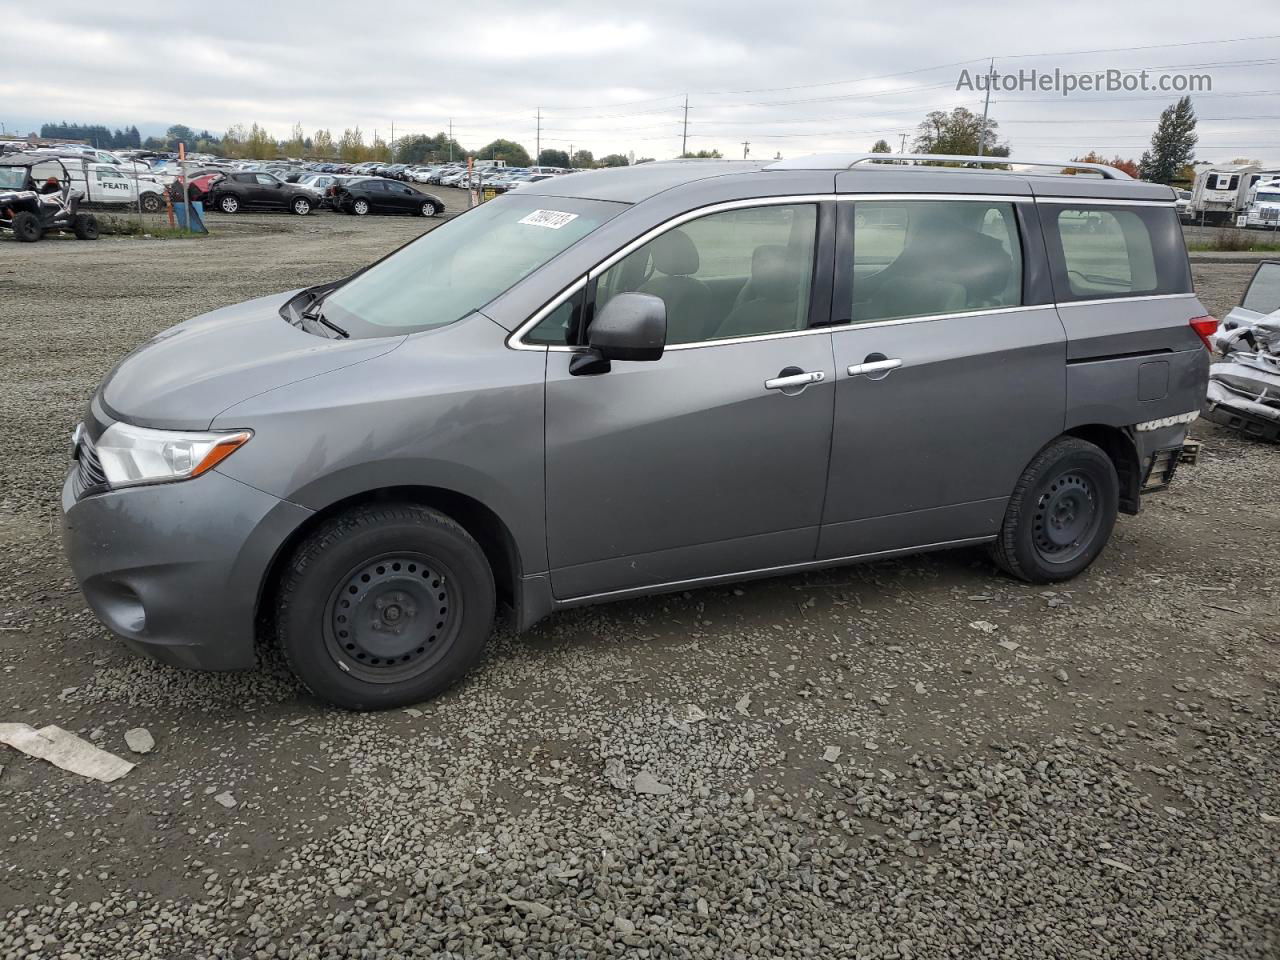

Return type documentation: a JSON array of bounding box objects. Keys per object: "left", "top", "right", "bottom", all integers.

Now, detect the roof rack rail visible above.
[{"left": 766, "top": 153, "right": 1133, "bottom": 180}]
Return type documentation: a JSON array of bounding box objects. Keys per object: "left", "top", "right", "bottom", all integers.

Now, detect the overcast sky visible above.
[{"left": 3, "top": 1, "right": 1279, "bottom": 164}]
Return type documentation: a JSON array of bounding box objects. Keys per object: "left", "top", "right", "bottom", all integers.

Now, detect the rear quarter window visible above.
[{"left": 1042, "top": 203, "right": 1191, "bottom": 302}]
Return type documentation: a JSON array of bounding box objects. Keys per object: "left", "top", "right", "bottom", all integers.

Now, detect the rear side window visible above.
[
  {"left": 1043, "top": 204, "right": 1191, "bottom": 302},
  {"left": 848, "top": 199, "right": 1023, "bottom": 324}
]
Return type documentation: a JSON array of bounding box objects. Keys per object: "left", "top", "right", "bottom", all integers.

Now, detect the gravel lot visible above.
[{"left": 0, "top": 209, "right": 1277, "bottom": 959}]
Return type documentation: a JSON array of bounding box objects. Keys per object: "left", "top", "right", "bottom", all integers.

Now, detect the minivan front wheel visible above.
[
  {"left": 992, "top": 437, "right": 1119, "bottom": 583},
  {"left": 277, "top": 503, "right": 495, "bottom": 710}
]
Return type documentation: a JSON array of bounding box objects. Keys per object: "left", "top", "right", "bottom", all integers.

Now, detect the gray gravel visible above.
[{"left": 0, "top": 213, "right": 1276, "bottom": 958}]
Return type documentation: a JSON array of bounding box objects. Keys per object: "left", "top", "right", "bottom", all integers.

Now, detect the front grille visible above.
[{"left": 74, "top": 432, "right": 108, "bottom": 497}]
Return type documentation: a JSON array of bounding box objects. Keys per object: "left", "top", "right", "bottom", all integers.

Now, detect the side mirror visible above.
[{"left": 570, "top": 293, "right": 667, "bottom": 376}]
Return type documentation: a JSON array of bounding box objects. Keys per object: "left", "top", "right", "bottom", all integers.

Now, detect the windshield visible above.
[
  {"left": 0, "top": 167, "right": 29, "bottom": 190},
  {"left": 322, "top": 193, "right": 623, "bottom": 336}
]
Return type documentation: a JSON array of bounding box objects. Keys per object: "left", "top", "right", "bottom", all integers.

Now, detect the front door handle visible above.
[
  {"left": 847, "top": 358, "right": 902, "bottom": 377},
  {"left": 764, "top": 370, "right": 825, "bottom": 391}
]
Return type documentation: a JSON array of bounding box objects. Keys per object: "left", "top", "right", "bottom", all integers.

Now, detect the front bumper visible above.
[{"left": 62, "top": 466, "right": 312, "bottom": 671}]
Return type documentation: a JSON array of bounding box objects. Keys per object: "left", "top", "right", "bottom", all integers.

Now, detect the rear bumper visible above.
[{"left": 61, "top": 467, "right": 312, "bottom": 671}]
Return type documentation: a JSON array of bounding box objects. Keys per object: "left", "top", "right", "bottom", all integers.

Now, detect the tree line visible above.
[
  {"left": 33, "top": 97, "right": 1203, "bottom": 181},
  {"left": 867, "top": 95, "right": 1200, "bottom": 185}
]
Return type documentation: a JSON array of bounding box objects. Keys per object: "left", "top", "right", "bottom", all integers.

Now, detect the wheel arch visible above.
[
  {"left": 1063, "top": 423, "right": 1142, "bottom": 515},
  {"left": 256, "top": 484, "right": 523, "bottom": 643}
]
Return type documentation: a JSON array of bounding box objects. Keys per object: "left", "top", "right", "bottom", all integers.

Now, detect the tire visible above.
[
  {"left": 218, "top": 194, "right": 240, "bottom": 214},
  {"left": 140, "top": 192, "right": 162, "bottom": 213},
  {"left": 11, "top": 210, "right": 42, "bottom": 242},
  {"left": 419, "top": 200, "right": 437, "bottom": 217},
  {"left": 292, "top": 197, "right": 312, "bottom": 216},
  {"left": 276, "top": 503, "right": 496, "bottom": 710},
  {"left": 72, "top": 213, "right": 99, "bottom": 241},
  {"left": 991, "top": 437, "right": 1119, "bottom": 583},
  {"left": 352, "top": 198, "right": 370, "bottom": 216}
]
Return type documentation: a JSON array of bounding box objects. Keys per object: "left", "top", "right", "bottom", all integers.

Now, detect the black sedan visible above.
[
  {"left": 209, "top": 172, "right": 317, "bottom": 215},
  {"left": 333, "top": 178, "right": 445, "bottom": 217}
]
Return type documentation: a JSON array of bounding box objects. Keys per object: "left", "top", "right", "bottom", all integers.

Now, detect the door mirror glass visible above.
[
  {"left": 570, "top": 293, "right": 666, "bottom": 373},
  {"left": 1241, "top": 262, "right": 1280, "bottom": 315}
]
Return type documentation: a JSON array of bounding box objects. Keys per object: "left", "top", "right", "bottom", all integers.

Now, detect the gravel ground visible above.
[{"left": 0, "top": 212, "right": 1277, "bottom": 959}]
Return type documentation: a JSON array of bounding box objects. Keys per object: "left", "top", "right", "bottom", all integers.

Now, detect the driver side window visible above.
[{"left": 593, "top": 204, "right": 818, "bottom": 346}]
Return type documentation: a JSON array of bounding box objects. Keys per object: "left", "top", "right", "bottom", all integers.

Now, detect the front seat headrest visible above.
[
  {"left": 649, "top": 229, "right": 700, "bottom": 276},
  {"left": 750, "top": 245, "right": 801, "bottom": 303}
]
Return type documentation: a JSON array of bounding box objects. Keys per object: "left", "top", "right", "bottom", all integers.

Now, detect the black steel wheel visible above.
[
  {"left": 992, "top": 436, "right": 1119, "bottom": 583},
  {"left": 1030, "top": 470, "right": 1101, "bottom": 565},
  {"left": 140, "top": 192, "right": 163, "bottom": 213},
  {"left": 277, "top": 503, "right": 495, "bottom": 710},
  {"left": 322, "top": 553, "right": 462, "bottom": 684}
]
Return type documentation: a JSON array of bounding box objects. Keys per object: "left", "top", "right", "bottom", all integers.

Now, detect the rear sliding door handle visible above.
[
  {"left": 764, "top": 370, "right": 825, "bottom": 391},
  {"left": 847, "top": 358, "right": 902, "bottom": 377}
]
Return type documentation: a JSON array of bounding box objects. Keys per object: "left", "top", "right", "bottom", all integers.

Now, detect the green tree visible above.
[
  {"left": 313, "top": 128, "right": 335, "bottom": 157},
  {"left": 1139, "top": 96, "right": 1197, "bottom": 185},
  {"left": 871, "top": 139, "right": 892, "bottom": 153},
  {"left": 679, "top": 149, "right": 722, "bottom": 159},
  {"left": 570, "top": 149, "right": 595, "bottom": 168},
  {"left": 913, "top": 107, "right": 1008, "bottom": 157},
  {"left": 597, "top": 153, "right": 629, "bottom": 167},
  {"left": 476, "top": 139, "right": 532, "bottom": 166},
  {"left": 369, "top": 132, "right": 391, "bottom": 162},
  {"left": 222, "top": 124, "right": 247, "bottom": 158},
  {"left": 243, "top": 123, "right": 276, "bottom": 159},
  {"left": 165, "top": 124, "right": 195, "bottom": 149},
  {"left": 399, "top": 132, "right": 466, "bottom": 164},
  {"left": 337, "top": 127, "right": 366, "bottom": 162},
  {"left": 537, "top": 148, "right": 570, "bottom": 167},
  {"left": 282, "top": 123, "right": 306, "bottom": 157}
]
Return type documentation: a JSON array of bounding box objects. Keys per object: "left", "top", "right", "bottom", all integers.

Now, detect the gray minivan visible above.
[{"left": 62, "top": 154, "right": 1215, "bottom": 709}]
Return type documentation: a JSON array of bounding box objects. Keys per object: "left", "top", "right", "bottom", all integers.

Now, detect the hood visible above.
[{"left": 100, "top": 291, "right": 403, "bottom": 430}]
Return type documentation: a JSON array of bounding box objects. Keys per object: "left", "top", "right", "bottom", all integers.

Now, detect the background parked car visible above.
[
  {"left": 333, "top": 178, "right": 445, "bottom": 217},
  {"left": 209, "top": 171, "right": 318, "bottom": 215}
]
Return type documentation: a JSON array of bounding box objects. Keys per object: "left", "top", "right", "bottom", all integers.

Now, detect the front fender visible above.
[{"left": 212, "top": 313, "right": 549, "bottom": 574}]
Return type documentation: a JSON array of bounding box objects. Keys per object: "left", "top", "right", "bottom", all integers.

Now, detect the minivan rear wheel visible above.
[
  {"left": 277, "top": 503, "right": 495, "bottom": 710},
  {"left": 992, "top": 436, "right": 1118, "bottom": 583}
]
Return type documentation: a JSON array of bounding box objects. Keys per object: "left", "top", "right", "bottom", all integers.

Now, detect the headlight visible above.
[{"left": 96, "top": 422, "right": 252, "bottom": 489}]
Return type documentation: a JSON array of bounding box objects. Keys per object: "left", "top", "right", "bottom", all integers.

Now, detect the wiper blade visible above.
[
  {"left": 307, "top": 309, "right": 349, "bottom": 339},
  {"left": 299, "top": 289, "right": 348, "bottom": 339}
]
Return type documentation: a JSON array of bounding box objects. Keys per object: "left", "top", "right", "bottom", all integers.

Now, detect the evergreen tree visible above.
[{"left": 1138, "top": 96, "right": 1197, "bottom": 185}]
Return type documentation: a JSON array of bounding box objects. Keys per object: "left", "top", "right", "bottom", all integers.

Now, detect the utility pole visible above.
[
  {"left": 390, "top": 121, "right": 395, "bottom": 161},
  {"left": 741, "top": 140, "right": 750, "bottom": 159},
  {"left": 681, "top": 95, "right": 689, "bottom": 157},
  {"left": 569, "top": 144, "right": 575, "bottom": 169},
  {"left": 448, "top": 119, "right": 454, "bottom": 162},
  {"left": 535, "top": 108, "right": 542, "bottom": 165},
  {"left": 899, "top": 132, "right": 907, "bottom": 154},
  {"left": 977, "top": 58, "right": 993, "bottom": 157}
]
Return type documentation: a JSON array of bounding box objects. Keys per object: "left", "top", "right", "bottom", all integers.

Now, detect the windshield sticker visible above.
[{"left": 518, "top": 209, "right": 579, "bottom": 230}]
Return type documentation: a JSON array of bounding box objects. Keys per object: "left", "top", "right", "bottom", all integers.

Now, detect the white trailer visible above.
[{"left": 1189, "top": 163, "right": 1280, "bottom": 224}]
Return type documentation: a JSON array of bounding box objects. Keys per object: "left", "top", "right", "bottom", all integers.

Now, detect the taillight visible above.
[{"left": 1190, "top": 315, "right": 1218, "bottom": 351}]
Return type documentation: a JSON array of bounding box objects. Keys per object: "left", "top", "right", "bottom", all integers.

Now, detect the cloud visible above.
[{"left": 4, "top": 0, "right": 1278, "bottom": 163}]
